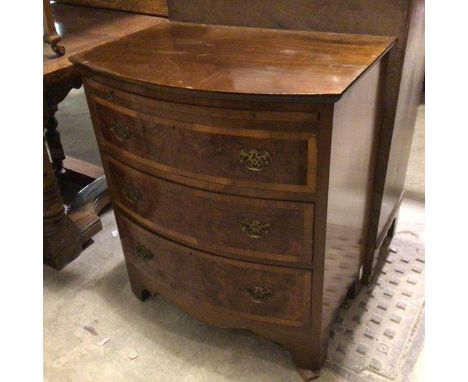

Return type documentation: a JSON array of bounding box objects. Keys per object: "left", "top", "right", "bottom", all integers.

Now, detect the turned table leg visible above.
[
  {"left": 43, "top": 75, "right": 81, "bottom": 176},
  {"left": 44, "top": 104, "right": 65, "bottom": 174},
  {"left": 43, "top": 75, "right": 110, "bottom": 269},
  {"left": 43, "top": 143, "right": 82, "bottom": 269}
]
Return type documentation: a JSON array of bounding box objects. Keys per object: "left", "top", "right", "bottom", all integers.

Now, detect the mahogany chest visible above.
[
  {"left": 71, "top": 22, "right": 395, "bottom": 378},
  {"left": 169, "top": 0, "right": 426, "bottom": 285}
]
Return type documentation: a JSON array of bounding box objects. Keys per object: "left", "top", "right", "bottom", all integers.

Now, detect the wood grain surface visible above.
[
  {"left": 166, "top": 0, "right": 425, "bottom": 286},
  {"left": 105, "top": 156, "right": 315, "bottom": 267},
  {"left": 71, "top": 22, "right": 395, "bottom": 98},
  {"left": 116, "top": 211, "right": 312, "bottom": 327},
  {"left": 93, "top": 97, "right": 316, "bottom": 193},
  {"left": 56, "top": 0, "right": 168, "bottom": 16}
]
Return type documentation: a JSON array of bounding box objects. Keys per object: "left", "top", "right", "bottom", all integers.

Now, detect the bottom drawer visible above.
[{"left": 116, "top": 210, "right": 312, "bottom": 328}]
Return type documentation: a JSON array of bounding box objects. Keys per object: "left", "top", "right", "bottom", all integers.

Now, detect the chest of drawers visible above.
[{"left": 71, "top": 22, "right": 395, "bottom": 379}]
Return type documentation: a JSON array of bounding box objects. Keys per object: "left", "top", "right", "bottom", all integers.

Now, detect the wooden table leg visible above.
[
  {"left": 43, "top": 143, "right": 82, "bottom": 270},
  {"left": 43, "top": 75, "right": 81, "bottom": 175},
  {"left": 43, "top": 75, "right": 110, "bottom": 269},
  {"left": 44, "top": 103, "right": 66, "bottom": 174}
]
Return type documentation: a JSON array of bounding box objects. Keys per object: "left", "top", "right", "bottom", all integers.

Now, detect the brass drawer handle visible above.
[
  {"left": 135, "top": 243, "right": 154, "bottom": 261},
  {"left": 122, "top": 184, "right": 142, "bottom": 204},
  {"left": 246, "top": 285, "right": 273, "bottom": 303},
  {"left": 241, "top": 218, "right": 271, "bottom": 239},
  {"left": 239, "top": 149, "right": 272, "bottom": 171},
  {"left": 110, "top": 121, "right": 131, "bottom": 141}
]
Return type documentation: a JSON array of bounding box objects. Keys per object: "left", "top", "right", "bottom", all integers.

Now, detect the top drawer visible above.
[{"left": 86, "top": 80, "right": 318, "bottom": 198}]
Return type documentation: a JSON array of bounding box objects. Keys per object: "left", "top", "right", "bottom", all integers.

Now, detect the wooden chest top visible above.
[{"left": 70, "top": 22, "right": 395, "bottom": 99}]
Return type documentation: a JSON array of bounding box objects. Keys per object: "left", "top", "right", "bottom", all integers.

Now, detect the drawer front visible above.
[
  {"left": 88, "top": 86, "right": 317, "bottom": 195},
  {"left": 105, "top": 156, "right": 314, "bottom": 266},
  {"left": 116, "top": 211, "right": 312, "bottom": 327}
]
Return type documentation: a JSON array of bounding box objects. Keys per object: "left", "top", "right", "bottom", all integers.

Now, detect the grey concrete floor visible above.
[{"left": 45, "top": 90, "right": 425, "bottom": 382}]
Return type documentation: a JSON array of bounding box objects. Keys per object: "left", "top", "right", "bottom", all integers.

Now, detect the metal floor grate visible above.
[{"left": 326, "top": 232, "right": 425, "bottom": 380}]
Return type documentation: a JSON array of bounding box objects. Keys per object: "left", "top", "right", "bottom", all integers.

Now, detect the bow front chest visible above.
[{"left": 71, "top": 22, "right": 395, "bottom": 379}]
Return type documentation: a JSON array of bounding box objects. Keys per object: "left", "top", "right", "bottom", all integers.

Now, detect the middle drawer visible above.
[{"left": 105, "top": 156, "right": 314, "bottom": 267}]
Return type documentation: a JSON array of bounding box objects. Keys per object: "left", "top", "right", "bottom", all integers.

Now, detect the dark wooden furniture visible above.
[
  {"left": 43, "top": 0, "right": 65, "bottom": 56},
  {"left": 168, "top": 0, "right": 425, "bottom": 284},
  {"left": 56, "top": 0, "right": 168, "bottom": 16},
  {"left": 43, "top": 3, "right": 166, "bottom": 269},
  {"left": 71, "top": 22, "right": 395, "bottom": 378}
]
